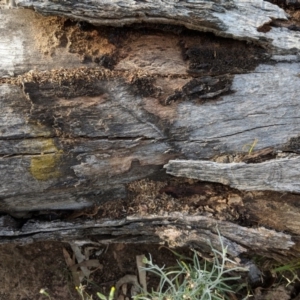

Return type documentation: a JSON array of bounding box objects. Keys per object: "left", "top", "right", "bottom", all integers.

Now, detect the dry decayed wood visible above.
[
  {"left": 14, "top": 0, "right": 300, "bottom": 54},
  {"left": 0, "top": 1, "right": 300, "bottom": 258},
  {"left": 0, "top": 214, "right": 294, "bottom": 259},
  {"left": 164, "top": 156, "right": 300, "bottom": 193}
]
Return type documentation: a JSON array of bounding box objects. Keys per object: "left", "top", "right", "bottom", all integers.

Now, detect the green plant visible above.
[
  {"left": 253, "top": 256, "right": 300, "bottom": 287},
  {"left": 96, "top": 287, "right": 115, "bottom": 300},
  {"left": 242, "top": 138, "right": 258, "bottom": 155},
  {"left": 272, "top": 260, "right": 300, "bottom": 287},
  {"left": 272, "top": 260, "right": 300, "bottom": 274},
  {"left": 134, "top": 234, "right": 247, "bottom": 300},
  {"left": 75, "top": 284, "right": 115, "bottom": 300},
  {"left": 39, "top": 289, "right": 52, "bottom": 300},
  {"left": 76, "top": 285, "right": 92, "bottom": 300}
]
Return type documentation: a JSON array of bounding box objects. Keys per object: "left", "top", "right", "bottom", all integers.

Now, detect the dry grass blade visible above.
[
  {"left": 70, "top": 243, "right": 90, "bottom": 278},
  {"left": 70, "top": 259, "right": 103, "bottom": 271},
  {"left": 115, "top": 275, "right": 141, "bottom": 299},
  {"left": 136, "top": 255, "right": 147, "bottom": 292},
  {"left": 121, "top": 283, "right": 127, "bottom": 296},
  {"left": 62, "top": 247, "right": 81, "bottom": 287}
]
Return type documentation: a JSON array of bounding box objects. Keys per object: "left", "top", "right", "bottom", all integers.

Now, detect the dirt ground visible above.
[
  {"left": 0, "top": 242, "right": 72, "bottom": 300},
  {"left": 0, "top": 239, "right": 299, "bottom": 300},
  {"left": 0, "top": 241, "right": 192, "bottom": 300}
]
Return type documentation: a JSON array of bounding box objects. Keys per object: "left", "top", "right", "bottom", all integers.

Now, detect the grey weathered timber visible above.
[
  {"left": 164, "top": 156, "right": 300, "bottom": 193},
  {"left": 13, "top": 0, "right": 300, "bottom": 54},
  {"left": 0, "top": 9, "right": 101, "bottom": 77},
  {"left": 0, "top": 80, "right": 174, "bottom": 212},
  {"left": 0, "top": 214, "right": 294, "bottom": 259},
  {"left": 171, "top": 62, "right": 300, "bottom": 159},
  {"left": 0, "top": 3, "right": 300, "bottom": 259}
]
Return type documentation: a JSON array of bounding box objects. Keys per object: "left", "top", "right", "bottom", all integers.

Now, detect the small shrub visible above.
[{"left": 135, "top": 233, "right": 247, "bottom": 300}]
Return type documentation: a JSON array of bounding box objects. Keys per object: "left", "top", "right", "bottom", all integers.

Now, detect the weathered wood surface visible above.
[
  {"left": 0, "top": 214, "right": 294, "bottom": 259},
  {"left": 0, "top": 9, "right": 103, "bottom": 77},
  {"left": 13, "top": 0, "right": 300, "bottom": 54},
  {"left": 0, "top": 4, "right": 300, "bottom": 258},
  {"left": 165, "top": 156, "right": 300, "bottom": 193}
]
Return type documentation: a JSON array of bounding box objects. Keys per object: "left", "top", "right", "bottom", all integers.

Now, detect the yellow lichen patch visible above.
[
  {"left": 30, "top": 154, "right": 62, "bottom": 181},
  {"left": 30, "top": 139, "right": 63, "bottom": 181},
  {"left": 39, "top": 138, "right": 59, "bottom": 154}
]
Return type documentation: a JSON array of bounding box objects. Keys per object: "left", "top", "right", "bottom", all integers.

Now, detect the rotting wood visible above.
[
  {"left": 0, "top": 214, "right": 295, "bottom": 259},
  {"left": 2, "top": 59, "right": 300, "bottom": 212},
  {"left": 13, "top": 0, "right": 300, "bottom": 54},
  {"left": 0, "top": 2, "right": 300, "bottom": 260},
  {"left": 0, "top": 9, "right": 288, "bottom": 213},
  {"left": 164, "top": 156, "right": 300, "bottom": 193}
]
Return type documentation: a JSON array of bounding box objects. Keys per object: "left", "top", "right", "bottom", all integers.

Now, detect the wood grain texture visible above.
[
  {"left": 0, "top": 10, "right": 275, "bottom": 212},
  {"left": 242, "top": 191, "right": 300, "bottom": 235},
  {"left": 0, "top": 79, "right": 178, "bottom": 211},
  {"left": 0, "top": 10, "right": 100, "bottom": 78},
  {"left": 0, "top": 214, "right": 294, "bottom": 258},
  {"left": 0, "top": 81, "right": 175, "bottom": 211},
  {"left": 1, "top": 19, "right": 300, "bottom": 210},
  {"left": 172, "top": 62, "right": 300, "bottom": 159},
  {"left": 1, "top": 6, "right": 300, "bottom": 257},
  {"left": 14, "top": 0, "right": 300, "bottom": 54},
  {"left": 164, "top": 156, "right": 300, "bottom": 193}
]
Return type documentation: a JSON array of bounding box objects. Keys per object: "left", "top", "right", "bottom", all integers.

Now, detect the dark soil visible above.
[
  {"left": 0, "top": 241, "right": 299, "bottom": 300},
  {"left": 0, "top": 241, "right": 193, "bottom": 300}
]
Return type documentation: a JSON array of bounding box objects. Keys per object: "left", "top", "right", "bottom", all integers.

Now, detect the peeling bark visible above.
[
  {"left": 0, "top": 214, "right": 295, "bottom": 260},
  {"left": 13, "top": 0, "right": 300, "bottom": 54}
]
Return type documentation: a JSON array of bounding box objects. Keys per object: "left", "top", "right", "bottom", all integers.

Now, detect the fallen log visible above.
[
  {"left": 0, "top": 214, "right": 295, "bottom": 260},
  {"left": 0, "top": 1, "right": 300, "bottom": 259}
]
